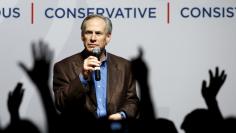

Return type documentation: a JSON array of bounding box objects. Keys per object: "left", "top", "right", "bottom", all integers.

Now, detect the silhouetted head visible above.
[
  {"left": 155, "top": 118, "right": 178, "bottom": 133},
  {"left": 181, "top": 108, "right": 221, "bottom": 133}
]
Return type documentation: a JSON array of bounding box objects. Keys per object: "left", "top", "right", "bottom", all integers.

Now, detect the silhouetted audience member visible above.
[
  {"left": 154, "top": 118, "right": 178, "bottom": 133},
  {"left": 19, "top": 40, "right": 60, "bottom": 133},
  {"left": 127, "top": 118, "right": 178, "bottom": 133},
  {"left": 130, "top": 47, "right": 178, "bottom": 133},
  {"left": 181, "top": 67, "right": 226, "bottom": 133},
  {"left": 201, "top": 67, "right": 226, "bottom": 120},
  {"left": 4, "top": 82, "right": 40, "bottom": 133},
  {"left": 131, "top": 47, "right": 155, "bottom": 120},
  {"left": 181, "top": 108, "right": 221, "bottom": 133}
]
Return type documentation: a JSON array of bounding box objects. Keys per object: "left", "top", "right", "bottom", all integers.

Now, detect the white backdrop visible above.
[{"left": 1, "top": 0, "right": 236, "bottom": 133}]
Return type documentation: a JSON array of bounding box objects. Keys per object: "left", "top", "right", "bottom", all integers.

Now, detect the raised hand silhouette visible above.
[
  {"left": 202, "top": 67, "right": 227, "bottom": 105},
  {"left": 6, "top": 82, "right": 40, "bottom": 133},
  {"left": 201, "top": 67, "right": 226, "bottom": 120},
  {"left": 19, "top": 40, "right": 53, "bottom": 88},
  {"left": 131, "top": 47, "right": 148, "bottom": 85},
  {"left": 19, "top": 40, "right": 58, "bottom": 133},
  {"left": 181, "top": 67, "right": 227, "bottom": 133},
  {"left": 131, "top": 47, "right": 155, "bottom": 120},
  {"left": 7, "top": 82, "right": 24, "bottom": 122},
  {"left": 130, "top": 47, "right": 178, "bottom": 132}
]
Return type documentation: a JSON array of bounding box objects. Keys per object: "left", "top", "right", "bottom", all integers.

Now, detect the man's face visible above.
[{"left": 81, "top": 17, "right": 111, "bottom": 53}]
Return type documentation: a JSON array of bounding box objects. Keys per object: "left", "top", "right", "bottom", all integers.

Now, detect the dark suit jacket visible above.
[{"left": 53, "top": 50, "right": 139, "bottom": 119}]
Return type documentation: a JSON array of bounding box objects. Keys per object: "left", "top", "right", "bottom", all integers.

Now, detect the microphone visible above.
[{"left": 92, "top": 47, "right": 101, "bottom": 81}]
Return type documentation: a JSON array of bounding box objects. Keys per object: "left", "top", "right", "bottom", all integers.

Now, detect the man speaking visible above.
[{"left": 52, "top": 14, "right": 139, "bottom": 121}]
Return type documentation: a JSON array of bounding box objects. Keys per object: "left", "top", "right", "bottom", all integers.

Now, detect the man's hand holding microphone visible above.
[{"left": 82, "top": 47, "right": 101, "bottom": 80}]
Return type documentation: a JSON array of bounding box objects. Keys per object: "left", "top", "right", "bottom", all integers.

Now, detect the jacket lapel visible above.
[{"left": 107, "top": 54, "right": 120, "bottom": 109}]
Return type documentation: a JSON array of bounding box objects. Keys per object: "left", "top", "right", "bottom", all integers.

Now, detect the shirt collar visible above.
[{"left": 100, "top": 49, "right": 108, "bottom": 63}]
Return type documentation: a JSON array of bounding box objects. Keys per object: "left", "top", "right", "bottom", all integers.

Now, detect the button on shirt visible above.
[
  {"left": 92, "top": 59, "right": 107, "bottom": 117},
  {"left": 80, "top": 54, "right": 108, "bottom": 118}
]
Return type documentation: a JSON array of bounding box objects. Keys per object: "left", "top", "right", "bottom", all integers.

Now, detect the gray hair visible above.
[{"left": 81, "top": 14, "right": 112, "bottom": 35}]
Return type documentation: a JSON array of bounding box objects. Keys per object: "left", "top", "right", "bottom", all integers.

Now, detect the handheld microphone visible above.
[{"left": 92, "top": 47, "right": 101, "bottom": 81}]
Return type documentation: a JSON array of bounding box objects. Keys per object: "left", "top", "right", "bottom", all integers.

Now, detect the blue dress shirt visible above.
[
  {"left": 79, "top": 53, "right": 108, "bottom": 118},
  {"left": 92, "top": 58, "right": 107, "bottom": 117}
]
